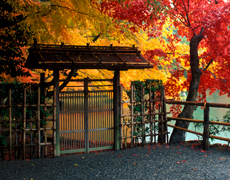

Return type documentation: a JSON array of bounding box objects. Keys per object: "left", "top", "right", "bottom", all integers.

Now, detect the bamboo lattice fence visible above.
[
  {"left": 0, "top": 87, "right": 56, "bottom": 160},
  {"left": 120, "top": 81, "right": 170, "bottom": 149}
]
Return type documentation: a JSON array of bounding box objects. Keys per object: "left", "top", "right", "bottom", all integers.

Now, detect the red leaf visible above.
[
  {"left": 182, "top": 160, "right": 186, "bottom": 162},
  {"left": 193, "top": 169, "right": 198, "bottom": 171},
  {"left": 118, "top": 155, "right": 122, "bottom": 157},
  {"left": 177, "top": 161, "right": 181, "bottom": 164},
  {"left": 133, "top": 154, "right": 137, "bottom": 156},
  {"left": 148, "top": 151, "right": 151, "bottom": 153},
  {"left": 153, "top": 147, "right": 156, "bottom": 149},
  {"left": 177, "top": 152, "right": 181, "bottom": 154}
]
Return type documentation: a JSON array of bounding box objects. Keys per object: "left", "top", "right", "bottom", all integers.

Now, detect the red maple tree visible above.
[{"left": 100, "top": 0, "right": 230, "bottom": 142}]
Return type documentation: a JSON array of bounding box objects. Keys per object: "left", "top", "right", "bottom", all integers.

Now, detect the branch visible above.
[
  {"left": 203, "top": 58, "right": 214, "bottom": 72},
  {"left": 50, "top": 4, "right": 96, "bottom": 17},
  {"left": 59, "top": 69, "right": 78, "bottom": 91}
]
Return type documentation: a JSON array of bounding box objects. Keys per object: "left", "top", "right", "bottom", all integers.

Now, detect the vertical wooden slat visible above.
[
  {"left": 29, "top": 89, "right": 33, "bottom": 159},
  {"left": 0, "top": 89, "right": 4, "bottom": 160},
  {"left": 84, "top": 78, "right": 89, "bottom": 153},
  {"left": 9, "top": 88, "right": 12, "bottom": 160},
  {"left": 22, "top": 88, "right": 26, "bottom": 160},
  {"left": 53, "top": 86, "right": 57, "bottom": 157},
  {"left": 160, "top": 91, "right": 164, "bottom": 143},
  {"left": 153, "top": 91, "right": 156, "bottom": 143},
  {"left": 37, "top": 87, "right": 41, "bottom": 158},
  {"left": 131, "top": 85, "right": 134, "bottom": 148},
  {"left": 44, "top": 90, "right": 47, "bottom": 157},
  {"left": 149, "top": 84, "right": 153, "bottom": 144},
  {"left": 203, "top": 103, "right": 210, "bottom": 150},
  {"left": 162, "top": 89, "right": 168, "bottom": 143},
  {"left": 54, "top": 70, "right": 59, "bottom": 156},
  {"left": 158, "top": 103, "right": 161, "bottom": 143},
  {"left": 113, "top": 70, "right": 121, "bottom": 150},
  {"left": 140, "top": 84, "right": 145, "bottom": 146},
  {"left": 40, "top": 73, "right": 45, "bottom": 158},
  {"left": 120, "top": 86, "right": 123, "bottom": 149}
]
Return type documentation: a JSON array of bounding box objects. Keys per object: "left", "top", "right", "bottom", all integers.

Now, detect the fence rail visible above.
[
  {"left": 166, "top": 100, "right": 230, "bottom": 150},
  {"left": 0, "top": 87, "right": 56, "bottom": 160}
]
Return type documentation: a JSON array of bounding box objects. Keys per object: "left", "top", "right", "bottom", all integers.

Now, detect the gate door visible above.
[{"left": 59, "top": 79, "right": 114, "bottom": 154}]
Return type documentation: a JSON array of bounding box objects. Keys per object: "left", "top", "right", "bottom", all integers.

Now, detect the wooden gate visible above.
[
  {"left": 120, "top": 80, "right": 169, "bottom": 149},
  {"left": 59, "top": 78, "right": 114, "bottom": 154}
]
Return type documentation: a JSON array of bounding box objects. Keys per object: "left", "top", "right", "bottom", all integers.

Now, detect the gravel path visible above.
[{"left": 0, "top": 143, "right": 230, "bottom": 180}]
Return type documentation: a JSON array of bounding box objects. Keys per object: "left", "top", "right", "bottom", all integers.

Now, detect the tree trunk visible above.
[{"left": 169, "top": 29, "right": 204, "bottom": 143}]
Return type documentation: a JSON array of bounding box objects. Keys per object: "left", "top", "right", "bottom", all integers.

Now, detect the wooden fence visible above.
[
  {"left": 166, "top": 100, "right": 230, "bottom": 150},
  {"left": 0, "top": 87, "right": 56, "bottom": 160},
  {"left": 120, "top": 84, "right": 169, "bottom": 149}
]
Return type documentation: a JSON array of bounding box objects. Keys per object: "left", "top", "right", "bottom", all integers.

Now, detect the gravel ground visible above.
[{"left": 0, "top": 143, "right": 230, "bottom": 180}]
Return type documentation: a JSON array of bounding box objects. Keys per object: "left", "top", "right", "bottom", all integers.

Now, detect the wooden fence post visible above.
[
  {"left": 131, "top": 85, "right": 134, "bottom": 148},
  {"left": 140, "top": 84, "right": 145, "bottom": 146},
  {"left": 37, "top": 87, "right": 41, "bottom": 158},
  {"left": 113, "top": 70, "right": 121, "bottom": 150},
  {"left": 203, "top": 103, "right": 210, "bottom": 150},
  {"left": 54, "top": 70, "right": 60, "bottom": 156},
  {"left": 9, "top": 88, "right": 12, "bottom": 160},
  {"left": 84, "top": 78, "right": 89, "bottom": 153},
  {"left": 22, "top": 88, "right": 26, "bottom": 160}
]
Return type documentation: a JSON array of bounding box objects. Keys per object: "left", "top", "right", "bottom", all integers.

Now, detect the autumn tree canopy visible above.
[{"left": 100, "top": 0, "right": 230, "bottom": 142}]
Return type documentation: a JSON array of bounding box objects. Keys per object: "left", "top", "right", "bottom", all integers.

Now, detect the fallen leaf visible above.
[
  {"left": 177, "top": 152, "right": 181, "bottom": 154},
  {"left": 204, "top": 155, "right": 208, "bottom": 157},
  {"left": 166, "top": 145, "right": 169, "bottom": 148},
  {"left": 133, "top": 163, "right": 136, "bottom": 165},
  {"left": 133, "top": 154, "right": 137, "bottom": 156},
  {"left": 177, "top": 161, "right": 181, "bottom": 164},
  {"left": 148, "top": 148, "right": 151, "bottom": 151},
  {"left": 74, "top": 164, "right": 78, "bottom": 166},
  {"left": 219, "top": 158, "right": 223, "bottom": 160},
  {"left": 82, "top": 157, "right": 85, "bottom": 159},
  {"left": 31, "top": 164, "right": 34, "bottom": 166},
  {"left": 193, "top": 169, "right": 198, "bottom": 171},
  {"left": 118, "top": 155, "right": 122, "bottom": 157},
  {"left": 145, "top": 155, "right": 149, "bottom": 156},
  {"left": 153, "top": 147, "right": 156, "bottom": 149},
  {"left": 182, "top": 160, "right": 186, "bottom": 162},
  {"left": 148, "top": 151, "right": 151, "bottom": 153},
  {"left": 201, "top": 150, "right": 207, "bottom": 153}
]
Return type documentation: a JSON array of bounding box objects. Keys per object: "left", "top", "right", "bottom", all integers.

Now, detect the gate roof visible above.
[{"left": 25, "top": 44, "right": 153, "bottom": 70}]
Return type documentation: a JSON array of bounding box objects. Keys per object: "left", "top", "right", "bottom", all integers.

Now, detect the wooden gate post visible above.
[
  {"left": 54, "top": 70, "right": 60, "bottom": 156},
  {"left": 114, "top": 70, "right": 121, "bottom": 150},
  {"left": 203, "top": 103, "right": 210, "bottom": 150},
  {"left": 84, "top": 78, "right": 89, "bottom": 153}
]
